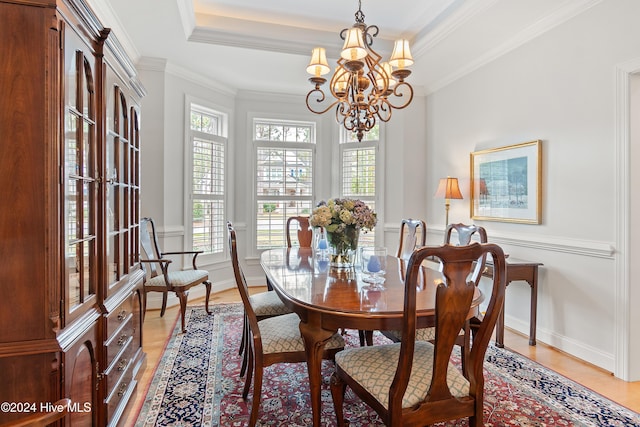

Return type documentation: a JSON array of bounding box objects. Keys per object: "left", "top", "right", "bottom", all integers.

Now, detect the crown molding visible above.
[
  {"left": 412, "top": 0, "right": 501, "bottom": 58},
  {"left": 167, "top": 62, "right": 238, "bottom": 97},
  {"left": 86, "top": 0, "right": 140, "bottom": 63},
  {"left": 427, "top": 0, "right": 604, "bottom": 93},
  {"left": 176, "top": 0, "right": 196, "bottom": 39},
  {"left": 188, "top": 17, "right": 343, "bottom": 56},
  {"left": 136, "top": 56, "right": 168, "bottom": 72}
]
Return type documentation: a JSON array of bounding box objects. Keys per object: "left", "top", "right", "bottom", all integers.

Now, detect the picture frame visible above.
[{"left": 470, "top": 140, "right": 542, "bottom": 224}]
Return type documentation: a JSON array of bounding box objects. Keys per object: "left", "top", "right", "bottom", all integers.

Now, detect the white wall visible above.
[
  {"left": 137, "top": 61, "right": 239, "bottom": 307},
  {"left": 423, "top": 0, "right": 640, "bottom": 378}
]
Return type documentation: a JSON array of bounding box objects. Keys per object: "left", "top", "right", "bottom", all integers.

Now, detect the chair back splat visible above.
[
  {"left": 397, "top": 219, "right": 427, "bottom": 260},
  {"left": 330, "top": 243, "right": 507, "bottom": 427},
  {"left": 444, "top": 223, "right": 488, "bottom": 286},
  {"left": 286, "top": 216, "right": 313, "bottom": 248}
]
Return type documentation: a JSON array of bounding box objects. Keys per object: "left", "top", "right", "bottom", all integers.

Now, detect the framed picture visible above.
[{"left": 470, "top": 140, "right": 542, "bottom": 224}]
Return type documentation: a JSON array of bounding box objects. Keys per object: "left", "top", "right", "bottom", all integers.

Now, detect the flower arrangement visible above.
[
  {"left": 309, "top": 198, "right": 377, "bottom": 267},
  {"left": 309, "top": 198, "right": 377, "bottom": 233}
]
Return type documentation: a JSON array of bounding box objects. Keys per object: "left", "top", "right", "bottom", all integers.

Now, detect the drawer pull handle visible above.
[
  {"left": 117, "top": 359, "right": 128, "bottom": 372},
  {"left": 117, "top": 334, "right": 128, "bottom": 346},
  {"left": 117, "top": 382, "right": 128, "bottom": 397},
  {"left": 117, "top": 310, "right": 127, "bottom": 321}
]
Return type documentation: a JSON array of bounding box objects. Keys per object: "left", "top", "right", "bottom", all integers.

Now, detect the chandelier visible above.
[{"left": 305, "top": 0, "right": 414, "bottom": 142}]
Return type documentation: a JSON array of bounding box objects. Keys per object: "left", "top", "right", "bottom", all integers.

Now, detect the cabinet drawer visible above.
[
  {"left": 105, "top": 318, "right": 134, "bottom": 368},
  {"left": 106, "top": 297, "right": 133, "bottom": 338},
  {"left": 105, "top": 361, "right": 135, "bottom": 422},
  {"left": 105, "top": 339, "right": 133, "bottom": 397}
]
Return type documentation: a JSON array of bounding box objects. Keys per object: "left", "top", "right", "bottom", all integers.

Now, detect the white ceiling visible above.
[{"left": 91, "top": 0, "right": 602, "bottom": 95}]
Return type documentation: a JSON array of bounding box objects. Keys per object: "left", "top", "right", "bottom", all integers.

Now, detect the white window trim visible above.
[
  {"left": 183, "top": 95, "right": 232, "bottom": 267},
  {"left": 249, "top": 113, "right": 318, "bottom": 257},
  {"left": 336, "top": 124, "right": 386, "bottom": 247}
]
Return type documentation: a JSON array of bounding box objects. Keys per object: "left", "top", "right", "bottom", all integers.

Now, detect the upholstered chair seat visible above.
[
  {"left": 250, "top": 291, "right": 291, "bottom": 317},
  {"left": 259, "top": 313, "right": 344, "bottom": 354},
  {"left": 335, "top": 341, "right": 469, "bottom": 409},
  {"left": 381, "top": 327, "right": 437, "bottom": 343},
  {"left": 145, "top": 269, "right": 209, "bottom": 289}
]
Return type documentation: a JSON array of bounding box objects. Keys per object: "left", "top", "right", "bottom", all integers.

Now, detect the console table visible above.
[{"left": 484, "top": 258, "right": 543, "bottom": 347}]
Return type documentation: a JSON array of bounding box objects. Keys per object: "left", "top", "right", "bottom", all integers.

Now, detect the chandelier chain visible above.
[{"left": 355, "top": 0, "right": 365, "bottom": 24}]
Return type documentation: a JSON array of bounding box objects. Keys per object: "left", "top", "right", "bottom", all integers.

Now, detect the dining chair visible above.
[
  {"left": 330, "top": 243, "right": 507, "bottom": 427},
  {"left": 227, "top": 222, "right": 345, "bottom": 427},
  {"left": 266, "top": 215, "right": 314, "bottom": 292},
  {"left": 286, "top": 215, "right": 313, "bottom": 248},
  {"left": 230, "top": 221, "right": 292, "bottom": 378},
  {"left": 139, "top": 217, "right": 212, "bottom": 333},
  {"left": 372, "top": 219, "right": 427, "bottom": 345},
  {"left": 396, "top": 218, "right": 427, "bottom": 259},
  {"left": 444, "top": 222, "right": 488, "bottom": 283},
  {"left": 383, "top": 223, "right": 489, "bottom": 368}
]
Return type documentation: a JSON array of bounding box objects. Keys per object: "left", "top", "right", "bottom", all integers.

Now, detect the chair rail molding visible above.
[{"left": 390, "top": 223, "right": 616, "bottom": 259}]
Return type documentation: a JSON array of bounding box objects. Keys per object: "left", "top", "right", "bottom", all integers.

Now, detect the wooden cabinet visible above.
[{"left": 0, "top": 0, "right": 146, "bottom": 425}]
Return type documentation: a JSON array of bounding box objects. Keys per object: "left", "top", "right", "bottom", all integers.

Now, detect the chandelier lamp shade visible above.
[{"left": 305, "top": 0, "right": 415, "bottom": 142}]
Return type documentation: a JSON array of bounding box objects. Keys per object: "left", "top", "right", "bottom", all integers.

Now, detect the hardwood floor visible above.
[{"left": 123, "top": 287, "right": 640, "bottom": 426}]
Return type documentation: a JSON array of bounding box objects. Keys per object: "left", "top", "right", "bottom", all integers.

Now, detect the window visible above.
[
  {"left": 340, "top": 126, "right": 380, "bottom": 246},
  {"left": 188, "top": 105, "right": 227, "bottom": 257},
  {"left": 255, "top": 119, "right": 315, "bottom": 249}
]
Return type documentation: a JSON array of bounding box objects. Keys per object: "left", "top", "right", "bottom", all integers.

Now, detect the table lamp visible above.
[{"left": 435, "top": 177, "right": 463, "bottom": 225}]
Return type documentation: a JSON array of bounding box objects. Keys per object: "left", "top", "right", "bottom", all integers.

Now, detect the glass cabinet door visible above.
[
  {"left": 63, "top": 42, "right": 97, "bottom": 321},
  {"left": 105, "top": 75, "right": 141, "bottom": 296},
  {"left": 130, "top": 108, "right": 141, "bottom": 268}
]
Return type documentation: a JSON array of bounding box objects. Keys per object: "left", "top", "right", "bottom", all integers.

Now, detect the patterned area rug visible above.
[{"left": 135, "top": 304, "right": 640, "bottom": 426}]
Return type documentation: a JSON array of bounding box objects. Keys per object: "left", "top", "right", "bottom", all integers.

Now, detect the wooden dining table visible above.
[{"left": 260, "top": 247, "right": 485, "bottom": 427}]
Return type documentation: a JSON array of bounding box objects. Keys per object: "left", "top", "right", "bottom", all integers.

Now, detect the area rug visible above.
[{"left": 135, "top": 304, "right": 640, "bottom": 426}]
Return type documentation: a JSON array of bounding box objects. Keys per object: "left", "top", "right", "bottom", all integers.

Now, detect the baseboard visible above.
[{"left": 505, "top": 314, "right": 615, "bottom": 373}]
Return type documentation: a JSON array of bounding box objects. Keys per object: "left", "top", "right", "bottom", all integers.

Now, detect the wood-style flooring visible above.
[{"left": 122, "top": 287, "right": 640, "bottom": 426}]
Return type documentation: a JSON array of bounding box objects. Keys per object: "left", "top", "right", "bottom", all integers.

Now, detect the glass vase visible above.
[{"left": 326, "top": 227, "right": 360, "bottom": 268}]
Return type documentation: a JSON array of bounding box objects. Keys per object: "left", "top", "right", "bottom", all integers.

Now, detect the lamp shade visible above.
[
  {"left": 332, "top": 71, "right": 350, "bottom": 95},
  {"left": 341, "top": 27, "right": 367, "bottom": 61},
  {"left": 435, "top": 177, "right": 463, "bottom": 200},
  {"left": 389, "top": 39, "right": 414, "bottom": 69},
  {"left": 375, "top": 62, "right": 396, "bottom": 90},
  {"left": 306, "top": 47, "right": 330, "bottom": 77}
]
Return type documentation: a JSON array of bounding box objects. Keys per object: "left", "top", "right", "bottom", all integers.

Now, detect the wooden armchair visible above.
[
  {"left": 139, "top": 217, "right": 212, "bottom": 333},
  {"left": 228, "top": 222, "right": 344, "bottom": 427},
  {"left": 330, "top": 243, "right": 507, "bottom": 427}
]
